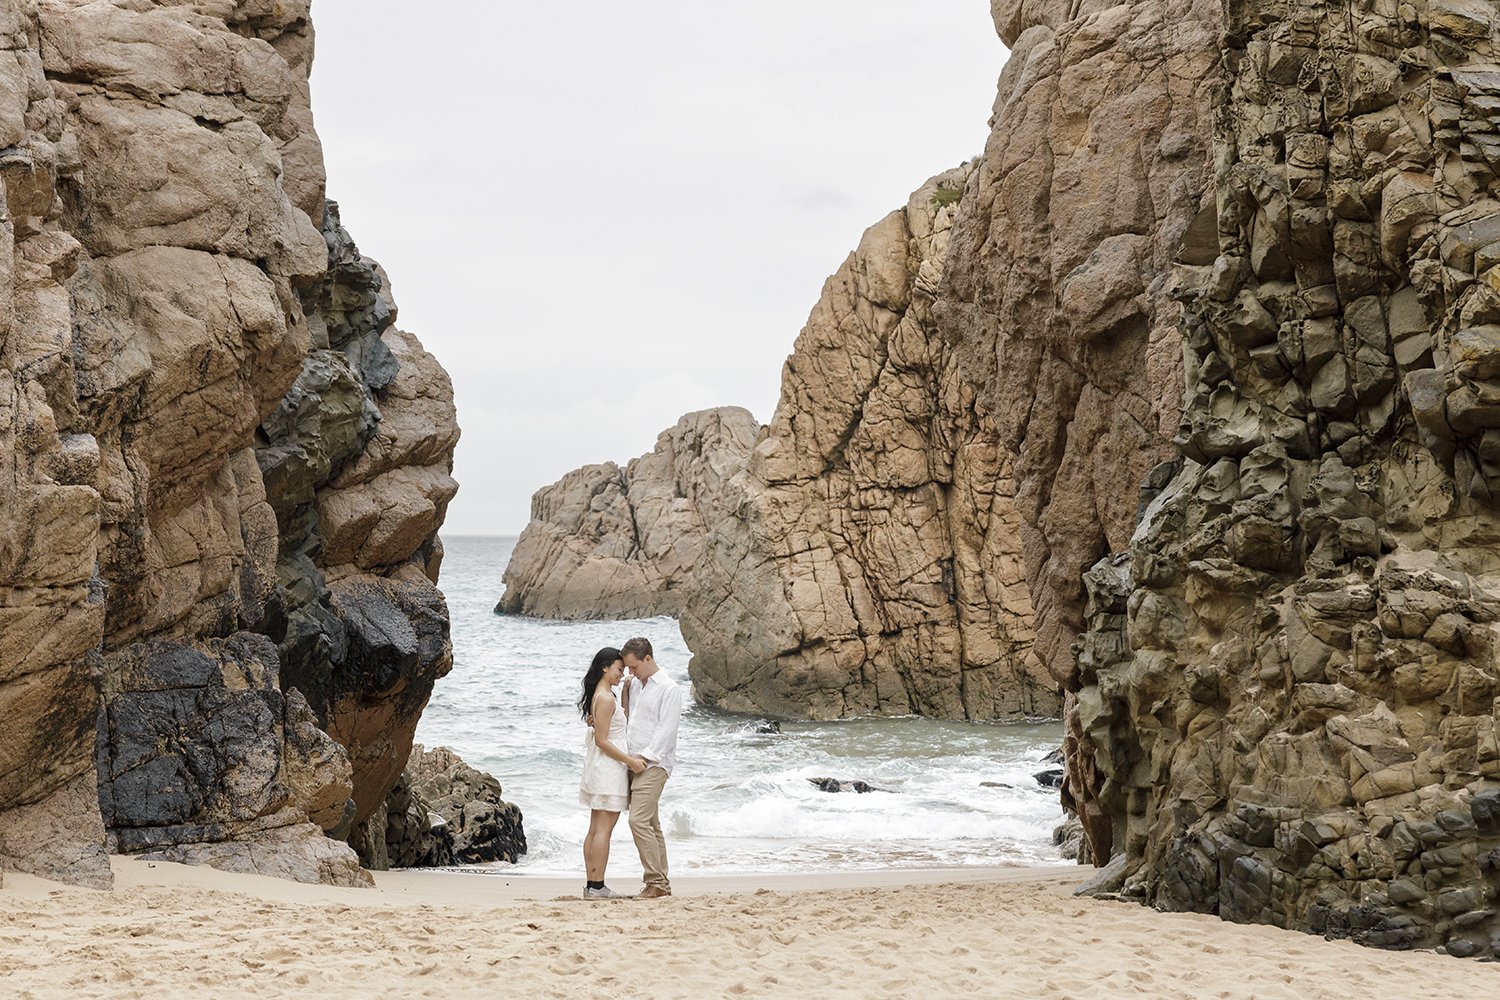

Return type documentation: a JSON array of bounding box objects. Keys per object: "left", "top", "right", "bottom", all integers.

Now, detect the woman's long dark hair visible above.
[{"left": 579, "top": 646, "right": 623, "bottom": 721}]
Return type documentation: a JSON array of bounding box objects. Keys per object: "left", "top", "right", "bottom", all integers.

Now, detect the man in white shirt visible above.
[{"left": 621, "top": 636, "right": 682, "bottom": 899}]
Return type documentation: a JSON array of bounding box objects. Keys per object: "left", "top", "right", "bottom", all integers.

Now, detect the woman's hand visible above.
[{"left": 627, "top": 755, "right": 647, "bottom": 774}]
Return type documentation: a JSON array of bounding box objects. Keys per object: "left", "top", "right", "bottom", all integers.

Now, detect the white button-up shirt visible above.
[{"left": 626, "top": 669, "right": 683, "bottom": 776}]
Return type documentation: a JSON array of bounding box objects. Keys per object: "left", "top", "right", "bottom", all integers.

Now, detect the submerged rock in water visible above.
[
  {"left": 1033, "top": 768, "right": 1065, "bottom": 790},
  {"left": 730, "top": 720, "right": 783, "bottom": 736},
  {"left": 807, "top": 777, "right": 891, "bottom": 794}
]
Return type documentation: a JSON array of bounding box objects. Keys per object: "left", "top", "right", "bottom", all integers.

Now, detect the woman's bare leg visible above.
[
  {"left": 597, "top": 810, "right": 619, "bottom": 880},
  {"left": 585, "top": 810, "right": 622, "bottom": 881}
]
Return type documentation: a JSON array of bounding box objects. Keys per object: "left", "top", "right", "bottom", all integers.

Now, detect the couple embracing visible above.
[{"left": 577, "top": 636, "right": 683, "bottom": 900}]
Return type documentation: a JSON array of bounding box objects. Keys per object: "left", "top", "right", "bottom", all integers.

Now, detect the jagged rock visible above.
[
  {"left": 0, "top": 0, "right": 459, "bottom": 888},
  {"left": 282, "top": 688, "right": 357, "bottom": 837},
  {"left": 1033, "top": 768, "right": 1065, "bottom": 789},
  {"left": 257, "top": 201, "right": 459, "bottom": 831},
  {"left": 729, "top": 720, "right": 782, "bottom": 736},
  {"left": 354, "top": 744, "right": 524, "bottom": 869},
  {"left": 405, "top": 744, "right": 526, "bottom": 864},
  {"left": 499, "top": 407, "right": 760, "bottom": 620},
  {"left": 1053, "top": 814, "right": 1086, "bottom": 862},
  {"left": 937, "top": 0, "right": 1220, "bottom": 843},
  {"left": 1068, "top": 0, "right": 1500, "bottom": 958}
]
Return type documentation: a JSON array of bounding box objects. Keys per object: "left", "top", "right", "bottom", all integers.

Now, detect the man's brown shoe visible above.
[{"left": 637, "top": 886, "right": 672, "bottom": 899}]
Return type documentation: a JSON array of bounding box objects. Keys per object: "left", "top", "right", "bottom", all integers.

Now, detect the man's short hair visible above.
[{"left": 621, "top": 637, "right": 653, "bottom": 660}]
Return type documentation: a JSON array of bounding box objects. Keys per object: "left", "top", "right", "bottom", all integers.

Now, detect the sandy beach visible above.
[{"left": 1, "top": 859, "right": 1493, "bottom": 999}]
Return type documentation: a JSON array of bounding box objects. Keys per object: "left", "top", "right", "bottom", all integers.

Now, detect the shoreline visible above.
[
  {"left": 3, "top": 856, "right": 1077, "bottom": 907},
  {"left": 5, "top": 858, "right": 1497, "bottom": 999}
]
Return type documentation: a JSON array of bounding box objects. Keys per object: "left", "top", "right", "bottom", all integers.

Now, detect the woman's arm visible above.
[{"left": 592, "top": 693, "right": 644, "bottom": 770}]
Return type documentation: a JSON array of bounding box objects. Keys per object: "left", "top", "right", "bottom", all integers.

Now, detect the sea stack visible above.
[{"left": 499, "top": 407, "right": 759, "bottom": 620}]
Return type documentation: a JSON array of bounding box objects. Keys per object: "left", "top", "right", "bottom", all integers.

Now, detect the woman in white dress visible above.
[{"left": 578, "top": 646, "right": 645, "bottom": 899}]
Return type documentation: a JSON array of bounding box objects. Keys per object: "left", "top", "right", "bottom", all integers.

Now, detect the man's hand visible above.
[{"left": 627, "top": 755, "right": 648, "bottom": 774}]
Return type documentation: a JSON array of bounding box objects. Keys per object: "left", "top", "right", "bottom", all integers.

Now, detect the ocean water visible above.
[{"left": 415, "top": 535, "right": 1069, "bottom": 876}]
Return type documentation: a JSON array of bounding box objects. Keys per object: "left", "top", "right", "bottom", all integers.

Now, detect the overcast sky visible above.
[{"left": 308, "top": 1, "right": 1008, "bottom": 536}]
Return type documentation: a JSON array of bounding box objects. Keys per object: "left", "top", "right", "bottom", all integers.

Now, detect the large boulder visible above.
[
  {"left": 405, "top": 744, "right": 526, "bottom": 864},
  {"left": 353, "top": 744, "right": 525, "bottom": 870},
  {"left": 682, "top": 165, "right": 1058, "bottom": 720}
]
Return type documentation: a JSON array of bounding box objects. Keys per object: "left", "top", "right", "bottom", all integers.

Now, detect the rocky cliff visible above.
[
  {"left": 1070, "top": 0, "right": 1500, "bottom": 957},
  {"left": 499, "top": 407, "right": 759, "bottom": 620},
  {"left": 0, "top": 0, "right": 476, "bottom": 889}
]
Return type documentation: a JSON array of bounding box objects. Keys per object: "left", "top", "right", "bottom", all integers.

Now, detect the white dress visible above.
[{"left": 579, "top": 697, "right": 630, "bottom": 812}]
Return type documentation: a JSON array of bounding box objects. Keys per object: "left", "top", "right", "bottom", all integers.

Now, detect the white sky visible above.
[{"left": 308, "top": 1, "right": 1007, "bottom": 536}]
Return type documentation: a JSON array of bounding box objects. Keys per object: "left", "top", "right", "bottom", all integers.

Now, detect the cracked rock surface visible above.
[{"left": 683, "top": 165, "right": 1059, "bottom": 721}]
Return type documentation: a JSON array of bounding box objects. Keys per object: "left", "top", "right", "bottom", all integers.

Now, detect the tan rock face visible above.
[
  {"left": 936, "top": 0, "right": 1221, "bottom": 836},
  {"left": 0, "top": 0, "right": 458, "bottom": 887},
  {"left": 500, "top": 407, "right": 760, "bottom": 620},
  {"left": 678, "top": 165, "right": 1057, "bottom": 721},
  {"left": 1071, "top": 0, "right": 1500, "bottom": 957}
]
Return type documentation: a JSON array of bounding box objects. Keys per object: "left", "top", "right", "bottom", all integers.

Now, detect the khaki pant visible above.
[{"left": 628, "top": 766, "right": 670, "bottom": 891}]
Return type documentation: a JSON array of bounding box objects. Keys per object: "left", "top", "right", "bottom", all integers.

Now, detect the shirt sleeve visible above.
[{"left": 641, "top": 683, "right": 683, "bottom": 765}]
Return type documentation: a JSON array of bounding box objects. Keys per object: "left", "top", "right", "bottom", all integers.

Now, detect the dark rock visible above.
[
  {"left": 1033, "top": 768, "right": 1066, "bottom": 789},
  {"left": 1053, "top": 814, "right": 1088, "bottom": 861},
  {"left": 807, "top": 777, "right": 891, "bottom": 794},
  {"left": 405, "top": 744, "right": 526, "bottom": 864},
  {"left": 732, "top": 720, "right": 783, "bottom": 736},
  {"left": 96, "top": 634, "right": 367, "bottom": 886},
  {"left": 282, "top": 575, "right": 453, "bottom": 824}
]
